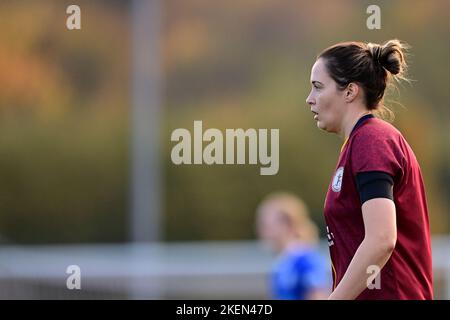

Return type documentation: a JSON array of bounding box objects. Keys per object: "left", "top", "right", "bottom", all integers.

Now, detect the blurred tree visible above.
[{"left": 0, "top": 0, "right": 448, "bottom": 243}]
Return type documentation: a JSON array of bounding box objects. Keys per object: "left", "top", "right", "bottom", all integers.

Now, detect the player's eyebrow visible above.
[{"left": 311, "top": 80, "right": 323, "bottom": 86}]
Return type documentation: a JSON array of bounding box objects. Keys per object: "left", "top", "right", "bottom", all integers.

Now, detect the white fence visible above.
[{"left": 0, "top": 237, "right": 449, "bottom": 299}]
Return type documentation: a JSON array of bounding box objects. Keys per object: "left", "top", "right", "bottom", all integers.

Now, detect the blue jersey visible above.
[{"left": 271, "top": 246, "right": 330, "bottom": 300}]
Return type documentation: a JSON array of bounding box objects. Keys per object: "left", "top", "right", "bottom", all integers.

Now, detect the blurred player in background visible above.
[
  {"left": 306, "top": 40, "right": 433, "bottom": 299},
  {"left": 256, "top": 192, "right": 331, "bottom": 300}
]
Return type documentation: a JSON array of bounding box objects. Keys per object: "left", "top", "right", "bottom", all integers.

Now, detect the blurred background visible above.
[{"left": 0, "top": 0, "right": 449, "bottom": 299}]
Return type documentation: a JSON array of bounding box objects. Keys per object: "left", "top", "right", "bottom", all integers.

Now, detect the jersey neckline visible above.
[
  {"left": 340, "top": 113, "right": 375, "bottom": 152},
  {"left": 350, "top": 113, "right": 374, "bottom": 136}
]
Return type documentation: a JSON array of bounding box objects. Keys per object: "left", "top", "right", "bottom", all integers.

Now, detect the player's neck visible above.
[{"left": 341, "top": 108, "right": 371, "bottom": 140}]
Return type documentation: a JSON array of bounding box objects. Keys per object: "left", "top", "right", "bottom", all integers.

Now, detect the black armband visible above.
[{"left": 355, "top": 171, "right": 394, "bottom": 205}]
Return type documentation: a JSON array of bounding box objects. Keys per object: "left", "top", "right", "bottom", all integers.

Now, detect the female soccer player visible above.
[
  {"left": 305, "top": 40, "right": 433, "bottom": 299},
  {"left": 256, "top": 192, "right": 330, "bottom": 300}
]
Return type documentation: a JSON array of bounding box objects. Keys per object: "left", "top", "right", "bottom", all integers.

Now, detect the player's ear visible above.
[{"left": 344, "top": 82, "right": 359, "bottom": 103}]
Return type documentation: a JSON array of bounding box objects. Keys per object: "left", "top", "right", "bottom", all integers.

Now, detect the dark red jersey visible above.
[{"left": 324, "top": 116, "right": 433, "bottom": 299}]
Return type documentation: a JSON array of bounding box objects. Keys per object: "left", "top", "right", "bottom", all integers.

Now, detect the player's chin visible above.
[
  {"left": 317, "top": 120, "right": 333, "bottom": 133},
  {"left": 316, "top": 120, "right": 327, "bottom": 131}
]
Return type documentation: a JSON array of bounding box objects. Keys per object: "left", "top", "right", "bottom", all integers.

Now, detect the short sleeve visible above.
[{"left": 350, "top": 131, "right": 404, "bottom": 179}]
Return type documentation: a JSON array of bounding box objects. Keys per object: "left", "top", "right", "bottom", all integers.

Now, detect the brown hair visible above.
[{"left": 318, "top": 39, "right": 410, "bottom": 121}]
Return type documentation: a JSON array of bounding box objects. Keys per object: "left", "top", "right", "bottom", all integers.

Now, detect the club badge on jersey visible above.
[{"left": 332, "top": 167, "right": 344, "bottom": 192}]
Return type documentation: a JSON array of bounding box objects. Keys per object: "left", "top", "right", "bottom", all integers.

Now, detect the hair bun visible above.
[{"left": 368, "top": 40, "right": 408, "bottom": 76}]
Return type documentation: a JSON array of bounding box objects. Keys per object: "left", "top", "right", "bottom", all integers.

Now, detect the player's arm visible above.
[
  {"left": 328, "top": 171, "right": 397, "bottom": 300},
  {"left": 328, "top": 198, "right": 396, "bottom": 300}
]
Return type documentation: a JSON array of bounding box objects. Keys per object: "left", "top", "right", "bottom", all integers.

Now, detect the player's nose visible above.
[{"left": 306, "top": 92, "right": 315, "bottom": 106}]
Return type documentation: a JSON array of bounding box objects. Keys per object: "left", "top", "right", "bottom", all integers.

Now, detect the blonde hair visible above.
[{"left": 257, "top": 192, "right": 319, "bottom": 244}]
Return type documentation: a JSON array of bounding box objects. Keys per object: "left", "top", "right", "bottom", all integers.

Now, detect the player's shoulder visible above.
[{"left": 352, "top": 117, "right": 402, "bottom": 143}]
